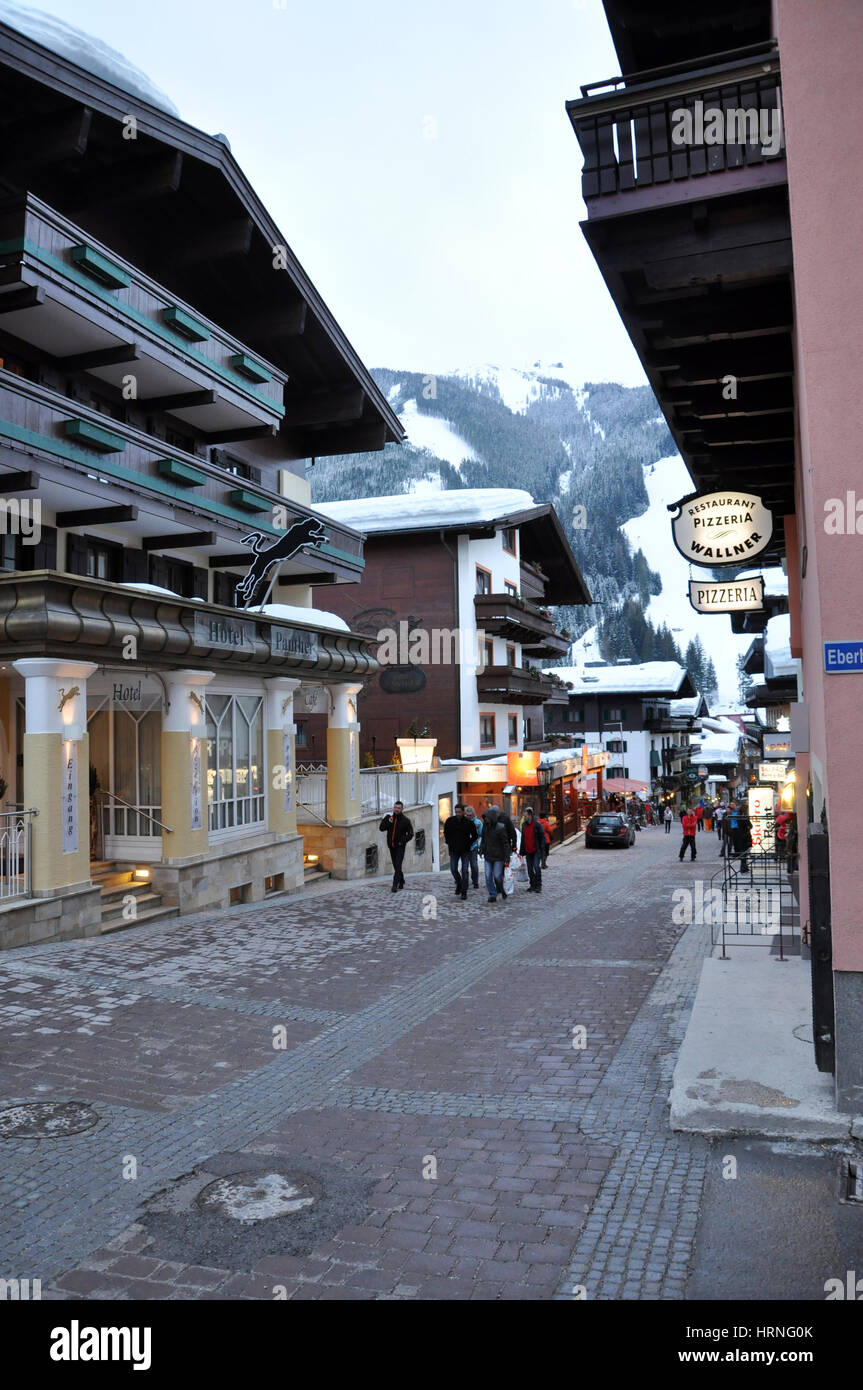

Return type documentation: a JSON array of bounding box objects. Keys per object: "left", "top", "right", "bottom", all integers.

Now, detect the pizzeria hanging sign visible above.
[
  {"left": 669, "top": 490, "right": 773, "bottom": 567},
  {"left": 688, "top": 576, "right": 765, "bottom": 614}
]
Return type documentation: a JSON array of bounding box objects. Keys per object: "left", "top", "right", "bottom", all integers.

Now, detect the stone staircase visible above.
[
  {"left": 91, "top": 861, "right": 179, "bottom": 935},
  {"left": 302, "top": 862, "right": 331, "bottom": 892}
]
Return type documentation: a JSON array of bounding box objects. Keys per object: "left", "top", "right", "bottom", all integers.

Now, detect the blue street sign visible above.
[{"left": 824, "top": 641, "right": 863, "bottom": 672}]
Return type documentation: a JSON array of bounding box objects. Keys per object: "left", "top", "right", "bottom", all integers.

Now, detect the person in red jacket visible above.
[
  {"left": 694, "top": 802, "right": 705, "bottom": 833},
  {"left": 679, "top": 807, "right": 698, "bottom": 861}
]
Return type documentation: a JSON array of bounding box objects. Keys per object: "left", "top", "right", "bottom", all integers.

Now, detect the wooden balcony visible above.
[
  {"left": 568, "top": 45, "right": 785, "bottom": 219},
  {"left": 0, "top": 194, "right": 286, "bottom": 436},
  {"left": 566, "top": 43, "right": 795, "bottom": 539},
  {"left": 475, "top": 592, "right": 560, "bottom": 644},
  {"left": 476, "top": 664, "right": 555, "bottom": 706},
  {"left": 0, "top": 373, "right": 364, "bottom": 582}
]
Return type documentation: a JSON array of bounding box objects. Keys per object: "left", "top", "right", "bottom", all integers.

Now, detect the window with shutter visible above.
[
  {"left": 65, "top": 533, "right": 89, "bottom": 576},
  {"left": 192, "top": 566, "right": 209, "bottom": 601},
  {"left": 122, "top": 548, "right": 148, "bottom": 584}
]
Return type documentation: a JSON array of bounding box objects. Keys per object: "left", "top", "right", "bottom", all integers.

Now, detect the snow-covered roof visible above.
[
  {"left": 543, "top": 661, "right": 691, "bottom": 696},
  {"left": 670, "top": 694, "right": 707, "bottom": 719},
  {"left": 764, "top": 613, "right": 796, "bottom": 681},
  {"left": 0, "top": 2, "right": 180, "bottom": 115},
  {"left": 315, "top": 488, "right": 536, "bottom": 535},
  {"left": 246, "top": 603, "right": 350, "bottom": 633},
  {"left": 691, "top": 713, "right": 745, "bottom": 764}
]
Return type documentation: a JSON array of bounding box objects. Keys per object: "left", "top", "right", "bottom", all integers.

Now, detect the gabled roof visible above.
[
  {"left": 317, "top": 489, "right": 592, "bottom": 605},
  {"left": 0, "top": 20, "right": 404, "bottom": 461},
  {"left": 544, "top": 661, "right": 696, "bottom": 697}
]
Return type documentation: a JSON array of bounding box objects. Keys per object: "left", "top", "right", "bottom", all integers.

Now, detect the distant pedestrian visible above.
[
  {"left": 538, "top": 814, "right": 553, "bottom": 868},
  {"left": 379, "top": 800, "right": 414, "bottom": 892},
  {"left": 727, "top": 803, "right": 752, "bottom": 874},
  {"left": 443, "top": 803, "right": 479, "bottom": 901},
  {"left": 481, "top": 807, "right": 511, "bottom": 904},
  {"left": 664, "top": 805, "right": 673, "bottom": 834},
  {"left": 463, "top": 805, "right": 481, "bottom": 888},
  {"left": 519, "top": 806, "right": 546, "bottom": 894},
  {"left": 714, "top": 803, "right": 726, "bottom": 837},
  {"left": 679, "top": 807, "right": 697, "bottom": 862},
  {"left": 694, "top": 803, "right": 705, "bottom": 833}
]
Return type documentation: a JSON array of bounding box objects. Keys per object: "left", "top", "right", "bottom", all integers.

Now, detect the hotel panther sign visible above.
[{"left": 670, "top": 491, "right": 773, "bottom": 567}]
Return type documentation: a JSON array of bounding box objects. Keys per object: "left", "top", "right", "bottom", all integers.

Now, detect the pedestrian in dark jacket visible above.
[
  {"left": 444, "top": 804, "right": 480, "bottom": 900},
  {"left": 481, "top": 807, "right": 511, "bottom": 903},
  {"left": 518, "top": 807, "right": 546, "bottom": 893},
  {"left": 488, "top": 803, "right": 518, "bottom": 853},
  {"left": 727, "top": 804, "right": 752, "bottom": 874},
  {"left": 463, "top": 805, "right": 481, "bottom": 888},
  {"left": 380, "top": 800, "right": 414, "bottom": 892}
]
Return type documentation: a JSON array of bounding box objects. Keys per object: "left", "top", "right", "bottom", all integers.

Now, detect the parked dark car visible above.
[{"left": 585, "top": 813, "right": 635, "bottom": 848}]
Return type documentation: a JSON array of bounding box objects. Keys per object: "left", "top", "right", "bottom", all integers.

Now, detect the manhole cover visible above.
[
  {"left": 0, "top": 1101, "right": 100, "bottom": 1139},
  {"left": 197, "top": 1172, "right": 316, "bottom": 1223}
]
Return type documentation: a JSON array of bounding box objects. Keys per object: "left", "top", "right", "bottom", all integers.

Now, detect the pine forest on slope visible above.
[{"left": 310, "top": 365, "right": 723, "bottom": 697}]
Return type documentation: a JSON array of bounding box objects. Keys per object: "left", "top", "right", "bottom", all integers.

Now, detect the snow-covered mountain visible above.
[{"left": 311, "top": 363, "right": 763, "bottom": 708}]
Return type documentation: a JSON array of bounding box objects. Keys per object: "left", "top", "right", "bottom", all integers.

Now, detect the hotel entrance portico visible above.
[{"left": 0, "top": 572, "right": 379, "bottom": 947}]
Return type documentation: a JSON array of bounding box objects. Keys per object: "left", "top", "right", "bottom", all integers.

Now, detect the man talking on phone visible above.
[{"left": 379, "top": 799, "right": 414, "bottom": 892}]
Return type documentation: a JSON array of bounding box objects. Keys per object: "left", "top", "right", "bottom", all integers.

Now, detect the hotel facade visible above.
[{"left": 0, "top": 21, "right": 405, "bottom": 946}]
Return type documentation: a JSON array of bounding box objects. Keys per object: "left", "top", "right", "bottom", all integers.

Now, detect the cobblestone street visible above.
[{"left": 0, "top": 828, "right": 849, "bottom": 1301}]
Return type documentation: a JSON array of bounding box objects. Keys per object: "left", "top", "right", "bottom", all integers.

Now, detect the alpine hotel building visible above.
[{"left": 0, "top": 20, "right": 404, "bottom": 945}]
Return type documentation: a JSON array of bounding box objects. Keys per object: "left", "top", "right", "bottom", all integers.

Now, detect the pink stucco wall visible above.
[{"left": 778, "top": 0, "right": 863, "bottom": 970}]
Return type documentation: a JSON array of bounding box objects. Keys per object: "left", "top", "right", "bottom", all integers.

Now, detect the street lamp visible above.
[{"left": 536, "top": 763, "right": 552, "bottom": 819}]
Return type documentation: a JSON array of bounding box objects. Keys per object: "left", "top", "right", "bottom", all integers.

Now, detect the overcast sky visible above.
[{"left": 10, "top": 0, "right": 646, "bottom": 385}]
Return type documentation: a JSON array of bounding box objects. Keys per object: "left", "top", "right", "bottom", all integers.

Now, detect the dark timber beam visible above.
[
  {"left": 234, "top": 301, "right": 307, "bottom": 342},
  {"left": 0, "top": 470, "right": 39, "bottom": 492},
  {"left": 0, "top": 285, "right": 44, "bottom": 314},
  {"left": 173, "top": 218, "right": 254, "bottom": 266},
  {"left": 143, "top": 388, "right": 217, "bottom": 412},
  {"left": 204, "top": 424, "right": 277, "bottom": 443},
  {"left": 648, "top": 288, "right": 793, "bottom": 345},
  {"left": 665, "top": 379, "right": 793, "bottom": 416},
  {"left": 56, "top": 506, "right": 138, "bottom": 527},
  {"left": 3, "top": 106, "right": 92, "bottom": 169},
  {"left": 286, "top": 422, "right": 387, "bottom": 459},
  {"left": 676, "top": 414, "right": 794, "bottom": 445},
  {"left": 209, "top": 554, "right": 251, "bottom": 569},
  {"left": 647, "top": 335, "right": 794, "bottom": 382},
  {"left": 142, "top": 531, "right": 217, "bottom": 551},
  {"left": 286, "top": 387, "right": 365, "bottom": 428},
  {"left": 57, "top": 342, "right": 140, "bottom": 372},
  {"left": 70, "top": 151, "right": 184, "bottom": 208}
]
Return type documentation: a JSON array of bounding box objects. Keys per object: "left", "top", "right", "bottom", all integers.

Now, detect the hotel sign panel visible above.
[
  {"left": 671, "top": 491, "right": 773, "bottom": 567},
  {"left": 194, "top": 614, "right": 256, "bottom": 653}
]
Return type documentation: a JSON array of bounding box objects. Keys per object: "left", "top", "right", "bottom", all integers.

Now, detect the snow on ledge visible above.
[{"left": 247, "top": 603, "right": 350, "bottom": 633}]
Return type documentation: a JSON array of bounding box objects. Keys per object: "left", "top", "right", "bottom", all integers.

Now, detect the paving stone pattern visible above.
[{"left": 0, "top": 832, "right": 715, "bottom": 1299}]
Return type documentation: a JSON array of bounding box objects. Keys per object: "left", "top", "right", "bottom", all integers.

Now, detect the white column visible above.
[
  {"left": 264, "top": 676, "right": 301, "bottom": 834},
  {"left": 327, "top": 681, "right": 363, "bottom": 821},
  {"left": 13, "top": 658, "right": 98, "bottom": 891},
  {"left": 160, "top": 668, "right": 215, "bottom": 859}
]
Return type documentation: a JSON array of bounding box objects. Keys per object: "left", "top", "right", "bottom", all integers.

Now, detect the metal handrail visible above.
[
  {"left": 579, "top": 40, "right": 780, "bottom": 99},
  {"left": 296, "top": 801, "right": 332, "bottom": 828},
  {"left": 94, "top": 788, "right": 173, "bottom": 833}
]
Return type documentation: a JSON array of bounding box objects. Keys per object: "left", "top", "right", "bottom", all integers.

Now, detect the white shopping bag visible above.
[
  {"left": 503, "top": 864, "right": 515, "bottom": 896},
  {"left": 513, "top": 854, "right": 528, "bottom": 883}
]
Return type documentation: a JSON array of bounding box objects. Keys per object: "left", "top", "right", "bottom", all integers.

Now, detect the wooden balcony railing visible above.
[{"left": 568, "top": 43, "right": 784, "bottom": 209}]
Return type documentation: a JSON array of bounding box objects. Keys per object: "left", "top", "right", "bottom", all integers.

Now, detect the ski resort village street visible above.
[{"left": 1, "top": 828, "right": 857, "bottom": 1304}]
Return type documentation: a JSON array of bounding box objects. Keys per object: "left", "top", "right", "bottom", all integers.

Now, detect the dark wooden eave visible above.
[{"left": 0, "top": 21, "right": 405, "bottom": 461}]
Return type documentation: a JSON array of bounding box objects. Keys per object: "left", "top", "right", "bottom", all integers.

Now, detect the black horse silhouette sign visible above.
[{"left": 235, "top": 516, "right": 328, "bottom": 608}]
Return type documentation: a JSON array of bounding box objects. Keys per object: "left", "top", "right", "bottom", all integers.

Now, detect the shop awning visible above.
[{"left": 603, "top": 777, "right": 649, "bottom": 796}]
